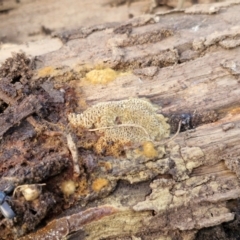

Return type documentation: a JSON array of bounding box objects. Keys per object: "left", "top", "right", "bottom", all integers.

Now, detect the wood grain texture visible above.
[{"left": 1, "top": 1, "right": 240, "bottom": 240}]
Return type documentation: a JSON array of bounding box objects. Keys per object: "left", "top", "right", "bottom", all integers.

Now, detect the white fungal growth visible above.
[{"left": 13, "top": 184, "right": 46, "bottom": 201}]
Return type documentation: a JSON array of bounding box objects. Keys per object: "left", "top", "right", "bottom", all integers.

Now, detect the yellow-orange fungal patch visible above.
[
  {"left": 229, "top": 106, "right": 240, "bottom": 116},
  {"left": 37, "top": 66, "right": 57, "bottom": 77},
  {"left": 99, "top": 161, "right": 112, "bottom": 171},
  {"left": 75, "top": 178, "right": 89, "bottom": 196},
  {"left": 92, "top": 178, "right": 109, "bottom": 192},
  {"left": 137, "top": 141, "right": 158, "bottom": 158},
  {"left": 142, "top": 141, "right": 158, "bottom": 158},
  {"left": 85, "top": 68, "right": 118, "bottom": 84}
]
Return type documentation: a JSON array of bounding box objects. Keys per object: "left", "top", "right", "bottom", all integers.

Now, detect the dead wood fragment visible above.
[
  {"left": 0, "top": 154, "right": 69, "bottom": 237},
  {"left": 0, "top": 52, "right": 33, "bottom": 83},
  {"left": 0, "top": 53, "right": 90, "bottom": 239},
  {"left": 0, "top": 89, "right": 15, "bottom": 105},
  {"left": 0, "top": 154, "right": 69, "bottom": 189},
  {"left": 18, "top": 206, "right": 119, "bottom": 240},
  {"left": 55, "top": 22, "right": 119, "bottom": 43},
  {"left": 185, "top": 0, "right": 240, "bottom": 13},
  {"left": 0, "top": 95, "right": 42, "bottom": 137},
  {"left": 2, "top": 2, "right": 240, "bottom": 240},
  {"left": 66, "top": 133, "right": 81, "bottom": 177}
]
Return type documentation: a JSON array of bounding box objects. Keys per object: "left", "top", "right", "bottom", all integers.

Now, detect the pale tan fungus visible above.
[
  {"left": 60, "top": 180, "right": 76, "bottom": 196},
  {"left": 92, "top": 178, "right": 109, "bottom": 192},
  {"left": 68, "top": 98, "right": 170, "bottom": 147}
]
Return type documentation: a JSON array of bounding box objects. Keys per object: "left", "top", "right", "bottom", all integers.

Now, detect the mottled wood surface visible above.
[{"left": 1, "top": 1, "right": 240, "bottom": 240}]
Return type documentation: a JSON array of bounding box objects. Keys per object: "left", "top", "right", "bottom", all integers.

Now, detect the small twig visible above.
[
  {"left": 89, "top": 121, "right": 182, "bottom": 146},
  {"left": 26, "top": 116, "right": 45, "bottom": 133},
  {"left": 2, "top": 177, "right": 20, "bottom": 182},
  {"left": 88, "top": 124, "right": 150, "bottom": 139},
  {"left": 42, "top": 119, "right": 62, "bottom": 129},
  {"left": 0, "top": 89, "right": 16, "bottom": 105},
  {"left": 66, "top": 133, "right": 81, "bottom": 177},
  {"left": 41, "top": 119, "right": 66, "bottom": 136},
  {"left": 156, "top": 120, "right": 182, "bottom": 146},
  {"left": 43, "top": 130, "right": 63, "bottom": 137}
]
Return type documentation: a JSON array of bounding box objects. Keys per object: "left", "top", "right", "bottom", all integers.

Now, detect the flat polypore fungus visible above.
[{"left": 68, "top": 98, "right": 170, "bottom": 145}]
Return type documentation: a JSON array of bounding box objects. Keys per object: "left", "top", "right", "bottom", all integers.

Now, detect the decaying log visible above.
[
  {"left": 0, "top": 94, "right": 42, "bottom": 137},
  {"left": 1, "top": 1, "right": 240, "bottom": 240}
]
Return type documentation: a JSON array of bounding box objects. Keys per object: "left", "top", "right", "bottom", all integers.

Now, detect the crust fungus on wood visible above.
[
  {"left": 68, "top": 98, "right": 170, "bottom": 155},
  {"left": 1, "top": 1, "right": 240, "bottom": 240}
]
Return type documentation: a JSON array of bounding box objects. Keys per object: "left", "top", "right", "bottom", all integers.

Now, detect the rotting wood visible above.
[
  {"left": 0, "top": 154, "right": 69, "bottom": 190},
  {"left": 0, "top": 94, "right": 42, "bottom": 137},
  {"left": 1, "top": 2, "right": 240, "bottom": 240},
  {"left": 18, "top": 113, "right": 240, "bottom": 240}
]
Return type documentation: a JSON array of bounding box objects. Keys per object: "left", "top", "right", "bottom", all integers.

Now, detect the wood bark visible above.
[{"left": 1, "top": 1, "right": 240, "bottom": 240}]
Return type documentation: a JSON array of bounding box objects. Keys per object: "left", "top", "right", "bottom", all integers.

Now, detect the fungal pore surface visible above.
[{"left": 68, "top": 98, "right": 170, "bottom": 154}]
